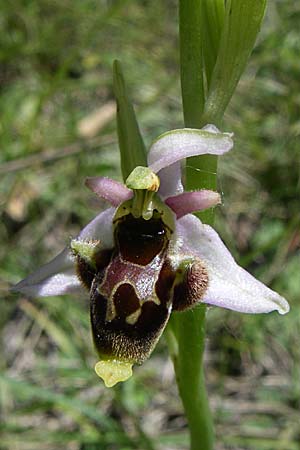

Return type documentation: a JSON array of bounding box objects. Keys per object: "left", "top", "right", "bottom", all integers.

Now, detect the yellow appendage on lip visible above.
[{"left": 95, "top": 360, "right": 133, "bottom": 387}]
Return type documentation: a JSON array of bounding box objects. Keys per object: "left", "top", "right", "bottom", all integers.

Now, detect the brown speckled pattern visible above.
[{"left": 173, "top": 259, "right": 208, "bottom": 311}]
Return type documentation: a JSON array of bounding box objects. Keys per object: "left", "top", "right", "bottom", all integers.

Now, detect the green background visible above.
[{"left": 1, "top": 1, "right": 299, "bottom": 449}]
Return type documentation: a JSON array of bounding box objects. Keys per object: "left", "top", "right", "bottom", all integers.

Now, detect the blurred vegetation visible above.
[{"left": 0, "top": 1, "right": 299, "bottom": 449}]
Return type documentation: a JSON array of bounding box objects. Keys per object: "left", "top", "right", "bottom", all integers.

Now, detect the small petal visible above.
[
  {"left": 13, "top": 208, "right": 116, "bottom": 298},
  {"left": 148, "top": 126, "right": 233, "bottom": 173},
  {"left": 165, "top": 190, "right": 221, "bottom": 218},
  {"left": 85, "top": 177, "right": 132, "bottom": 206},
  {"left": 176, "top": 215, "right": 290, "bottom": 315},
  {"left": 12, "top": 249, "right": 83, "bottom": 297}
]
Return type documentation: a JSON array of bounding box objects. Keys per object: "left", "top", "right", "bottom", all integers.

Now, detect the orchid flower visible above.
[{"left": 13, "top": 125, "right": 289, "bottom": 387}]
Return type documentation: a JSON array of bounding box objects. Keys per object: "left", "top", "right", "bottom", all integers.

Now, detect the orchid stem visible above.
[
  {"left": 172, "top": 1, "right": 267, "bottom": 447},
  {"left": 169, "top": 1, "right": 216, "bottom": 449},
  {"left": 171, "top": 306, "right": 213, "bottom": 450}
]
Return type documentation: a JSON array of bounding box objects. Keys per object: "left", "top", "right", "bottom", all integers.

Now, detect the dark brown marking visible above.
[
  {"left": 113, "top": 283, "right": 141, "bottom": 320},
  {"left": 95, "top": 249, "right": 114, "bottom": 271},
  {"left": 155, "top": 259, "right": 176, "bottom": 307},
  {"left": 76, "top": 248, "right": 113, "bottom": 290},
  {"left": 115, "top": 213, "right": 167, "bottom": 265},
  {"left": 75, "top": 256, "right": 95, "bottom": 290},
  {"left": 136, "top": 301, "right": 169, "bottom": 334}
]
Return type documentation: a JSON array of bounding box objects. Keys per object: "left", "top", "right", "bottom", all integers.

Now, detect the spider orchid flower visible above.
[{"left": 13, "top": 125, "right": 289, "bottom": 387}]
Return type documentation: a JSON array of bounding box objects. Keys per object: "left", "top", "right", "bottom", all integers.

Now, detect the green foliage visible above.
[
  {"left": 203, "top": 0, "right": 267, "bottom": 125},
  {"left": 113, "top": 60, "right": 147, "bottom": 181},
  {"left": 1, "top": 1, "right": 299, "bottom": 449}
]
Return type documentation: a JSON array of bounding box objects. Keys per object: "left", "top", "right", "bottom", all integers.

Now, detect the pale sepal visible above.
[
  {"left": 148, "top": 125, "right": 233, "bottom": 198},
  {"left": 176, "top": 215, "right": 290, "bottom": 315},
  {"left": 12, "top": 248, "right": 84, "bottom": 297},
  {"left": 78, "top": 207, "right": 115, "bottom": 248},
  {"left": 148, "top": 126, "right": 233, "bottom": 173},
  {"left": 155, "top": 163, "right": 184, "bottom": 199},
  {"left": 12, "top": 208, "right": 116, "bottom": 297}
]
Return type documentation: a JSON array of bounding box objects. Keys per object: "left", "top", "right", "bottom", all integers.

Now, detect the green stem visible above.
[
  {"left": 171, "top": 306, "right": 213, "bottom": 450},
  {"left": 179, "top": 0, "right": 205, "bottom": 127},
  {"left": 171, "top": 1, "right": 268, "bottom": 447},
  {"left": 170, "top": 1, "right": 216, "bottom": 450}
]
